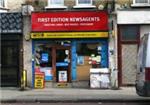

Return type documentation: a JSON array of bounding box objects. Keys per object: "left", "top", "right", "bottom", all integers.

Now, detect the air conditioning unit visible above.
[{"left": 22, "top": 4, "right": 34, "bottom": 16}]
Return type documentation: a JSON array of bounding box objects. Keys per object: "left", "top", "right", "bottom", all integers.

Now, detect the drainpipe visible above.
[{"left": 108, "top": 0, "right": 118, "bottom": 89}]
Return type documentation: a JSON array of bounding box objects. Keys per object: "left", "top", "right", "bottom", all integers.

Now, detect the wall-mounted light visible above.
[
  {"left": 22, "top": 3, "right": 34, "bottom": 16},
  {"left": 24, "top": 34, "right": 31, "bottom": 41}
]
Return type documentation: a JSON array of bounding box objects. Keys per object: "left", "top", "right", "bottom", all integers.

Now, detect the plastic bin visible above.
[{"left": 90, "top": 68, "right": 110, "bottom": 89}]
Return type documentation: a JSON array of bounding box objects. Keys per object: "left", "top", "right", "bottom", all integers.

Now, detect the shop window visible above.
[
  {"left": 77, "top": 43, "right": 99, "bottom": 56},
  {"left": 119, "top": 25, "right": 139, "bottom": 42},
  {"left": 34, "top": 43, "right": 52, "bottom": 67},
  {"left": 45, "top": 0, "right": 67, "bottom": 9},
  {"left": 76, "top": 41, "right": 108, "bottom": 81},
  {"left": 34, "top": 43, "right": 53, "bottom": 81},
  {"left": 74, "top": 0, "right": 96, "bottom": 8},
  {"left": 77, "top": 42, "right": 103, "bottom": 68}
]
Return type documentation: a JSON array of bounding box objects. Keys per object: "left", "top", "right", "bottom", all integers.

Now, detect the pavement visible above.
[{"left": 0, "top": 87, "right": 150, "bottom": 103}]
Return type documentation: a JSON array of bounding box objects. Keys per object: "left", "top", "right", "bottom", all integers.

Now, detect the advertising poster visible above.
[
  {"left": 58, "top": 71, "right": 67, "bottom": 83},
  {"left": 41, "top": 53, "right": 49, "bottom": 63},
  {"left": 40, "top": 67, "right": 52, "bottom": 81},
  {"left": 34, "top": 72, "right": 45, "bottom": 89},
  {"left": 77, "top": 56, "right": 84, "bottom": 65}
]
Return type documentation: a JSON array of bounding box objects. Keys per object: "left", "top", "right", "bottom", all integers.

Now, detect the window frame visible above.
[
  {"left": 118, "top": 25, "right": 140, "bottom": 44},
  {"left": 74, "top": 0, "right": 96, "bottom": 8},
  {"left": 45, "top": 0, "right": 67, "bottom": 9},
  {"left": 77, "top": 0, "right": 92, "bottom": 6},
  {"left": 0, "top": 0, "right": 7, "bottom": 8}
]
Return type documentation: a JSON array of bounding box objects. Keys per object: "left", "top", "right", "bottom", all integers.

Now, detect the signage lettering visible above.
[{"left": 37, "top": 17, "right": 100, "bottom": 23}]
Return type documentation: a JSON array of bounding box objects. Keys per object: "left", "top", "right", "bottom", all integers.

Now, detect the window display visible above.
[
  {"left": 77, "top": 42, "right": 104, "bottom": 68},
  {"left": 34, "top": 43, "right": 53, "bottom": 81}
]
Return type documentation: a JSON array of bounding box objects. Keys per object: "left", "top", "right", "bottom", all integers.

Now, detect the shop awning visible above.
[{"left": 0, "top": 13, "right": 22, "bottom": 34}]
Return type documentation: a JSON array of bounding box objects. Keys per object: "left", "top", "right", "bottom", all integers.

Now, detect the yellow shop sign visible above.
[{"left": 31, "top": 32, "right": 108, "bottom": 39}]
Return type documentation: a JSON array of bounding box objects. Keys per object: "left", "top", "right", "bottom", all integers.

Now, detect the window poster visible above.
[
  {"left": 58, "top": 71, "right": 67, "bottom": 82},
  {"left": 41, "top": 53, "right": 49, "bottom": 63},
  {"left": 77, "top": 56, "right": 84, "bottom": 65},
  {"left": 40, "top": 67, "right": 53, "bottom": 81}
]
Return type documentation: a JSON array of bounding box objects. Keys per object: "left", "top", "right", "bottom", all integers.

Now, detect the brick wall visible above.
[
  {"left": 6, "top": 0, "right": 135, "bottom": 12},
  {"left": 7, "top": 0, "right": 25, "bottom": 12},
  {"left": 22, "top": 0, "right": 111, "bottom": 11}
]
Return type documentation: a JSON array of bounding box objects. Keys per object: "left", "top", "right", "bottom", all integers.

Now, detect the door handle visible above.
[{"left": 140, "top": 67, "right": 143, "bottom": 72}]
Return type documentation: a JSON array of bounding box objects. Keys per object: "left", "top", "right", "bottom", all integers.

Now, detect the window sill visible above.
[
  {"left": 73, "top": 5, "right": 96, "bottom": 9},
  {"left": 45, "top": 5, "right": 67, "bottom": 9},
  {"left": 0, "top": 7, "right": 9, "bottom": 12}
]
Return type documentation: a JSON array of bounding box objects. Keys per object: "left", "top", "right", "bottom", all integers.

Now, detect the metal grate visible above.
[
  {"left": 122, "top": 45, "right": 138, "bottom": 85},
  {"left": 0, "top": 13, "right": 22, "bottom": 33}
]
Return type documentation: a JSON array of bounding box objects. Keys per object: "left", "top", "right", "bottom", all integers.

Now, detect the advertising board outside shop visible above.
[{"left": 34, "top": 72, "right": 45, "bottom": 89}]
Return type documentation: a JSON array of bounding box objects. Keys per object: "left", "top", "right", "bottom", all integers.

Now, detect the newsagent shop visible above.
[{"left": 31, "top": 11, "right": 110, "bottom": 88}]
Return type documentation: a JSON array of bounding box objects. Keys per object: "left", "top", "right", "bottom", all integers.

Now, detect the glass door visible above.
[
  {"left": 1, "top": 40, "right": 19, "bottom": 87},
  {"left": 55, "top": 46, "right": 71, "bottom": 83}
]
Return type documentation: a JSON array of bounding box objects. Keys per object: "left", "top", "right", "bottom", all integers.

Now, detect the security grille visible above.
[
  {"left": 0, "top": 13, "right": 22, "bottom": 33},
  {"left": 122, "top": 45, "right": 138, "bottom": 85}
]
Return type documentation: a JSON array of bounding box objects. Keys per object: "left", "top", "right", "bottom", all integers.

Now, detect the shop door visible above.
[
  {"left": 55, "top": 46, "right": 71, "bottom": 83},
  {"left": 1, "top": 40, "right": 20, "bottom": 87},
  {"left": 118, "top": 25, "right": 140, "bottom": 86}
]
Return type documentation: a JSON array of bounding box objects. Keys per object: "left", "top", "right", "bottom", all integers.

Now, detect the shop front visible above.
[{"left": 31, "top": 11, "right": 109, "bottom": 88}]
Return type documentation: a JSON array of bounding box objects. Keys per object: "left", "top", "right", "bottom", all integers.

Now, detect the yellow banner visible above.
[{"left": 31, "top": 32, "right": 108, "bottom": 39}]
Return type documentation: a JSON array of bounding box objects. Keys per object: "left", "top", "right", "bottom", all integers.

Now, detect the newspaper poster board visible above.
[
  {"left": 58, "top": 71, "right": 67, "bottom": 83},
  {"left": 34, "top": 72, "right": 45, "bottom": 89}
]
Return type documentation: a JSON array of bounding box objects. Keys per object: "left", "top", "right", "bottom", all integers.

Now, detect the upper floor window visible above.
[
  {"left": 0, "top": 0, "right": 4, "bottom": 7},
  {"left": 78, "top": 0, "right": 91, "bottom": 5},
  {"left": 0, "top": 0, "right": 8, "bottom": 12},
  {"left": 45, "top": 0, "right": 67, "bottom": 9},
  {"left": 49, "top": 0, "right": 64, "bottom": 6},
  {"left": 74, "top": 0, "right": 96, "bottom": 8},
  {"left": 119, "top": 25, "right": 139, "bottom": 42},
  {"left": 132, "top": 0, "right": 150, "bottom": 7}
]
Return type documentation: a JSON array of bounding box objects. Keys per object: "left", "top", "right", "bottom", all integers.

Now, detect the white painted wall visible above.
[
  {"left": 117, "top": 11, "right": 150, "bottom": 24},
  {"left": 140, "top": 25, "right": 150, "bottom": 38}
]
